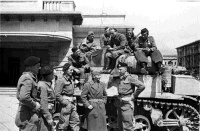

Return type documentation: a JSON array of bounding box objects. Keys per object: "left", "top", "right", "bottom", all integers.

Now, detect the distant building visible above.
[
  {"left": 176, "top": 40, "right": 200, "bottom": 74},
  {"left": 0, "top": 0, "right": 82, "bottom": 86},
  {"left": 162, "top": 55, "right": 177, "bottom": 66}
]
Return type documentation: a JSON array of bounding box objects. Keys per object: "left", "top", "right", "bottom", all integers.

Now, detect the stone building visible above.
[
  {"left": 176, "top": 40, "right": 200, "bottom": 75},
  {"left": 162, "top": 55, "right": 177, "bottom": 66},
  {"left": 0, "top": 0, "right": 83, "bottom": 86}
]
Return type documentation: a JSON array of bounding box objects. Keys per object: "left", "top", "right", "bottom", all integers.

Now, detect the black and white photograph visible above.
[{"left": 0, "top": 0, "right": 200, "bottom": 131}]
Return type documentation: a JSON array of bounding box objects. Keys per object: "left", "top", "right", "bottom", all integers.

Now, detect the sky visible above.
[{"left": 74, "top": 0, "right": 200, "bottom": 55}]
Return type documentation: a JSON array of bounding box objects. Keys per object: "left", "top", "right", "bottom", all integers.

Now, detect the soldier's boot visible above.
[
  {"left": 103, "top": 58, "right": 111, "bottom": 73},
  {"left": 140, "top": 62, "right": 148, "bottom": 75}
]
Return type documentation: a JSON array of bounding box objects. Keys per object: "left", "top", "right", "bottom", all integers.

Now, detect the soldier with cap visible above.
[
  {"left": 38, "top": 66, "right": 56, "bottom": 131},
  {"left": 134, "top": 28, "right": 163, "bottom": 75},
  {"left": 55, "top": 63, "right": 80, "bottom": 131},
  {"left": 113, "top": 62, "right": 145, "bottom": 131},
  {"left": 15, "top": 56, "right": 41, "bottom": 131},
  {"left": 80, "top": 70, "right": 107, "bottom": 131},
  {"left": 78, "top": 31, "right": 97, "bottom": 58},
  {"left": 104, "top": 28, "right": 127, "bottom": 73}
]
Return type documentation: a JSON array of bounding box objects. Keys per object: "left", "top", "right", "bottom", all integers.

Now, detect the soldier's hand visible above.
[
  {"left": 33, "top": 102, "right": 41, "bottom": 112},
  {"left": 47, "top": 119, "right": 53, "bottom": 126},
  {"left": 62, "top": 99, "right": 69, "bottom": 106},
  {"left": 108, "top": 47, "right": 114, "bottom": 51},
  {"left": 88, "top": 105, "right": 93, "bottom": 109}
]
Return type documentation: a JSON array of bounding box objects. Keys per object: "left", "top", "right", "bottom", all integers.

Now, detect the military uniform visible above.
[
  {"left": 105, "top": 32, "right": 127, "bottom": 70},
  {"left": 116, "top": 72, "right": 145, "bottom": 131},
  {"left": 15, "top": 72, "right": 41, "bottom": 131},
  {"left": 81, "top": 80, "right": 107, "bottom": 131},
  {"left": 134, "top": 36, "right": 163, "bottom": 65},
  {"left": 55, "top": 75, "right": 80, "bottom": 131},
  {"left": 38, "top": 81, "right": 55, "bottom": 131},
  {"left": 100, "top": 33, "right": 111, "bottom": 70},
  {"left": 79, "top": 37, "right": 97, "bottom": 58},
  {"left": 68, "top": 48, "right": 90, "bottom": 83}
]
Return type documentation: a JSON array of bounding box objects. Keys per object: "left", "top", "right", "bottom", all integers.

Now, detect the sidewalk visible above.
[{"left": 0, "top": 95, "right": 19, "bottom": 131}]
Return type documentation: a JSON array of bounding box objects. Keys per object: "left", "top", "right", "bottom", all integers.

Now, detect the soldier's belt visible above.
[
  {"left": 89, "top": 99, "right": 104, "bottom": 102},
  {"left": 63, "top": 96, "right": 76, "bottom": 102}
]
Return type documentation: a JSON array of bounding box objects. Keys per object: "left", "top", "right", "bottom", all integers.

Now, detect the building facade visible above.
[
  {"left": 162, "top": 55, "right": 177, "bottom": 66},
  {"left": 0, "top": 0, "right": 82, "bottom": 86},
  {"left": 176, "top": 40, "right": 200, "bottom": 75}
]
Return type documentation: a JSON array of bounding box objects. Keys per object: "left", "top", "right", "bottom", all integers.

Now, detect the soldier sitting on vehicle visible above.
[
  {"left": 125, "top": 28, "right": 137, "bottom": 54},
  {"left": 100, "top": 27, "right": 111, "bottom": 70},
  {"left": 134, "top": 28, "right": 163, "bottom": 75},
  {"left": 78, "top": 31, "right": 97, "bottom": 59},
  {"left": 68, "top": 47, "right": 90, "bottom": 88},
  {"left": 104, "top": 28, "right": 127, "bottom": 73}
]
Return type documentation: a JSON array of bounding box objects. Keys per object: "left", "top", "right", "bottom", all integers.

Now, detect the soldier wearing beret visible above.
[
  {"left": 15, "top": 56, "right": 41, "bottom": 131},
  {"left": 134, "top": 28, "right": 163, "bottom": 75},
  {"left": 55, "top": 63, "right": 80, "bottom": 131},
  {"left": 113, "top": 62, "right": 145, "bottom": 131},
  {"left": 78, "top": 31, "right": 97, "bottom": 58},
  {"left": 81, "top": 70, "right": 107, "bottom": 131},
  {"left": 38, "top": 66, "right": 56, "bottom": 131}
]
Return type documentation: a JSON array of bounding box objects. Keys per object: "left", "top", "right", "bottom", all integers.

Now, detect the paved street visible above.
[{"left": 0, "top": 94, "right": 19, "bottom": 131}]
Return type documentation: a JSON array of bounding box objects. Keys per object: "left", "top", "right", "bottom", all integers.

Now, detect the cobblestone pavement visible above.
[{"left": 0, "top": 95, "right": 19, "bottom": 131}]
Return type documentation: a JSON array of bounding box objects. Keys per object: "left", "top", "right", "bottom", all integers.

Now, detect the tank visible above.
[{"left": 53, "top": 49, "right": 200, "bottom": 131}]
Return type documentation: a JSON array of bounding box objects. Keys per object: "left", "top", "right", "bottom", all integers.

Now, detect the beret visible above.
[
  {"left": 91, "top": 70, "right": 100, "bottom": 76},
  {"left": 88, "top": 31, "right": 94, "bottom": 36},
  {"left": 24, "top": 56, "right": 40, "bottom": 67},
  {"left": 63, "top": 63, "right": 71, "bottom": 72},
  {"left": 40, "top": 66, "right": 53, "bottom": 75},
  {"left": 117, "top": 62, "right": 128, "bottom": 68}
]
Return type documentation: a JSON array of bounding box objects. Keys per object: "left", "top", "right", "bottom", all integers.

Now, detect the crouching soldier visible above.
[
  {"left": 38, "top": 66, "right": 56, "bottom": 131},
  {"left": 81, "top": 70, "right": 107, "bottom": 131},
  {"left": 116, "top": 62, "right": 145, "bottom": 131},
  {"left": 55, "top": 63, "right": 80, "bottom": 131},
  {"left": 15, "top": 56, "right": 41, "bottom": 131},
  {"left": 68, "top": 47, "right": 90, "bottom": 87}
]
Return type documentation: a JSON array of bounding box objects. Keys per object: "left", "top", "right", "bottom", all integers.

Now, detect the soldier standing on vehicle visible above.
[
  {"left": 15, "top": 56, "right": 41, "bottom": 131},
  {"left": 55, "top": 63, "right": 80, "bottom": 131},
  {"left": 104, "top": 28, "right": 127, "bottom": 73},
  {"left": 81, "top": 70, "right": 107, "bottom": 131},
  {"left": 134, "top": 28, "right": 163, "bottom": 75},
  {"left": 38, "top": 66, "right": 56, "bottom": 131},
  {"left": 116, "top": 62, "right": 145, "bottom": 131}
]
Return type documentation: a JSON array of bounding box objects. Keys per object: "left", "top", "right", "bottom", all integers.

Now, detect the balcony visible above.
[{"left": 43, "top": 0, "right": 76, "bottom": 11}]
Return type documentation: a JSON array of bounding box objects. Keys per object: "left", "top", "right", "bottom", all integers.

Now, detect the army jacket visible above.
[
  {"left": 79, "top": 38, "right": 97, "bottom": 53},
  {"left": 135, "top": 36, "right": 157, "bottom": 51},
  {"left": 110, "top": 33, "right": 127, "bottom": 50},
  {"left": 118, "top": 72, "right": 145, "bottom": 97},
  {"left": 38, "top": 81, "right": 55, "bottom": 122},
  {"left": 100, "top": 33, "right": 111, "bottom": 48},
  {"left": 16, "top": 72, "right": 38, "bottom": 110},
  {"left": 55, "top": 75, "right": 75, "bottom": 104}
]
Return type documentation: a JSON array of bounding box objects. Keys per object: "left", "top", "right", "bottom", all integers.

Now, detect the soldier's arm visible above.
[
  {"left": 129, "top": 76, "right": 145, "bottom": 98},
  {"left": 149, "top": 36, "right": 157, "bottom": 51},
  {"left": 55, "top": 79, "right": 65, "bottom": 104},
  {"left": 102, "top": 82, "right": 107, "bottom": 104},
  {"left": 19, "top": 79, "right": 37, "bottom": 110},
  {"left": 116, "top": 33, "right": 127, "bottom": 50},
  {"left": 40, "top": 85, "right": 52, "bottom": 122},
  {"left": 80, "top": 83, "right": 90, "bottom": 108},
  {"left": 134, "top": 37, "right": 142, "bottom": 51},
  {"left": 100, "top": 35, "right": 105, "bottom": 48}
]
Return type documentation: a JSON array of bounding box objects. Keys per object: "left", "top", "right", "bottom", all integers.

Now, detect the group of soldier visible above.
[{"left": 14, "top": 27, "right": 163, "bottom": 131}]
